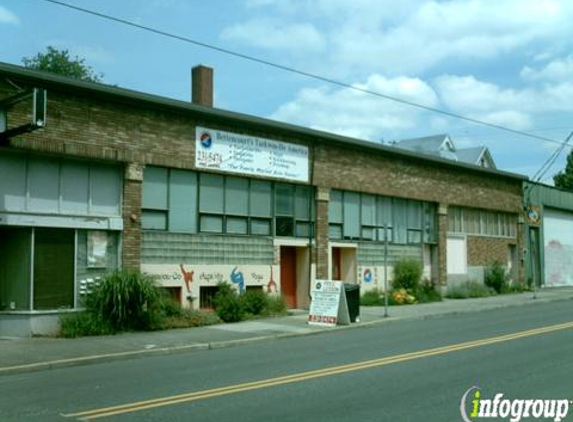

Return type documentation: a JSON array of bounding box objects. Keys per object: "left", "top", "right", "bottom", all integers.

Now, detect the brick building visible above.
[{"left": 0, "top": 62, "right": 526, "bottom": 336}]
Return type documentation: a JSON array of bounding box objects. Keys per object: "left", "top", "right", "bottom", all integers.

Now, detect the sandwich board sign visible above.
[{"left": 308, "top": 280, "right": 351, "bottom": 327}]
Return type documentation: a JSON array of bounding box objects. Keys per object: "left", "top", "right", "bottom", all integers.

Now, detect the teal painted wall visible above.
[{"left": 523, "top": 182, "right": 573, "bottom": 285}]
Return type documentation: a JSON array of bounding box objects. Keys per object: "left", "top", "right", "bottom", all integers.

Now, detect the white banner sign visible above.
[
  {"left": 195, "top": 127, "right": 309, "bottom": 182},
  {"left": 308, "top": 280, "right": 350, "bottom": 327}
]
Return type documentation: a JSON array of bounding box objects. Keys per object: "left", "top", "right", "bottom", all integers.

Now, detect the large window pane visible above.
[
  {"left": 275, "top": 183, "right": 294, "bottom": 216},
  {"left": 407, "top": 200, "right": 422, "bottom": 230},
  {"left": 0, "top": 154, "right": 27, "bottom": 211},
  {"left": 61, "top": 162, "right": 89, "bottom": 214},
  {"left": 28, "top": 158, "right": 59, "bottom": 213},
  {"left": 251, "top": 219, "right": 271, "bottom": 236},
  {"left": 200, "top": 215, "right": 223, "bottom": 233},
  {"left": 91, "top": 166, "right": 121, "bottom": 216},
  {"left": 142, "top": 210, "right": 167, "bottom": 230},
  {"left": 250, "top": 180, "right": 272, "bottom": 217},
  {"left": 142, "top": 167, "right": 168, "bottom": 209},
  {"left": 199, "top": 174, "right": 224, "bottom": 213},
  {"left": 329, "top": 190, "right": 343, "bottom": 224},
  {"left": 393, "top": 198, "right": 408, "bottom": 244},
  {"left": 377, "top": 196, "right": 392, "bottom": 227},
  {"left": 225, "top": 177, "right": 249, "bottom": 215},
  {"left": 343, "top": 192, "right": 360, "bottom": 238},
  {"left": 361, "top": 194, "right": 376, "bottom": 226},
  {"left": 169, "top": 170, "right": 197, "bottom": 233},
  {"left": 226, "top": 216, "right": 248, "bottom": 234},
  {"left": 295, "top": 186, "right": 310, "bottom": 220}
]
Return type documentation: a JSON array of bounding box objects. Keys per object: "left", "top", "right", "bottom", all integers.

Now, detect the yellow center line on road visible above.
[{"left": 63, "top": 320, "right": 573, "bottom": 420}]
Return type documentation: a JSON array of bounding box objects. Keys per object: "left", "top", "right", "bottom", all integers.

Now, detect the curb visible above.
[{"left": 0, "top": 294, "right": 571, "bottom": 377}]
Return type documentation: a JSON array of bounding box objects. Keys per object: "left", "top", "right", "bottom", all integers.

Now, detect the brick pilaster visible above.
[
  {"left": 438, "top": 203, "right": 448, "bottom": 286},
  {"left": 122, "top": 162, "right": 144, "bottom": 271},
  {"left": 315, "top": 187, "right": 330, "bottom": 279}
]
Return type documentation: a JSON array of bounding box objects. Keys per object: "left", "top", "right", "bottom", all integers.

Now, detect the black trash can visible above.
[{"left": 344, "top": 283, "right": 360, "bottom": 323}]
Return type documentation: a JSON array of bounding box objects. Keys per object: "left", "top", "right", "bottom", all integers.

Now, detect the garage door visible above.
[{"left": 544, "top": 208, "right": 573, "bottom": 286}]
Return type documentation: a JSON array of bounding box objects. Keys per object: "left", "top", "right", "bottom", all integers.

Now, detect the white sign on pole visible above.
[
  {"left": 195, "top": 127, "right": 309, "bottom": 183},
  {"left": 308, "top": 280, "right": 351, "bottom": 327}
]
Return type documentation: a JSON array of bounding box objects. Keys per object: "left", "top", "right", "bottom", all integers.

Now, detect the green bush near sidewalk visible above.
[
  {"left": 60, "top": 270, "right": 221, "bottom": 337},
  {"left": 212, "top": 282, "right": 288, "bottom": 322},
  {"left": 445, "top": 281, "right": 496, "bottom": 299}
]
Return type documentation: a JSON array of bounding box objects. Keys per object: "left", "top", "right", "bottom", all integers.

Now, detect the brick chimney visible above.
[{"left": 192, "top": 65, "right": 213, "bottom": 107}]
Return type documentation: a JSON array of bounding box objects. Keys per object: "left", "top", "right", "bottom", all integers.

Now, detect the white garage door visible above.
[
  {"left": 447, "top": 236, "right": 467, "bottom": 275},
  {"left": 544, "top": 208, "right": 573, "bottom": 286}
]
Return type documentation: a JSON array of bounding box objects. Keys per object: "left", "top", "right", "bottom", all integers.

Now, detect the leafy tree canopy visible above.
[
  {"left": 553, "top": 150, "right": 573, "bottom": 191},
  {"left": 22, "top": 46, "right": 103, "bottom": 83}
]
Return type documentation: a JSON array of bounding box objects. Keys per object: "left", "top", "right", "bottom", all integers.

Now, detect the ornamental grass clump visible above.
[{"left": 87, "top": 270, "right": 160, "bottom": 332}]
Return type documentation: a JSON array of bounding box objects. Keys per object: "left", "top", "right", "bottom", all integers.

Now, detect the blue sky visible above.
[{"left": 2, "top": 0, "right": 573, "bottom": 182}]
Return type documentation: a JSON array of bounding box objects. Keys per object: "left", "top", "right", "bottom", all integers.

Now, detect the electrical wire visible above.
[{"left": 36, "top": 0, "right": 568, "bottom": 148}]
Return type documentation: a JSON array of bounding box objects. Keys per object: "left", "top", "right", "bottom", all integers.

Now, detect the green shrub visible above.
[
  {"left": 242, "top": 289, "right": 269, "bottom": 316},
  {"left": 445, "top": 281, "right": 495, "bottom": 299},
  {"left": 360, "top": 290, "right": 385, "bottom": 306},
  {"left": 87, "top": 270, "right": 161, "bottom": 332},
  {"left": 393, "top": 258, "right": 422, "bottom": 291},
  {"left": 60, "top": 312, "right": 113, "bottom": 338},
  {"left": 212, "top": 282, "right": 245, "bottom": 322},
  {"left": 158, "top": 310, "right": 221, "bottom": 330},
  {"left": 263, "top": 295, "right": 287, "bottom": 316},
  {"left": 501, "top": 281, "right": 528, "bottom": 294},
  {"left": 484, "top": 261, "right": 507, "bottom": 293},
  {"left": 417, "top": 279, "right": 443, "bottom": 303}
]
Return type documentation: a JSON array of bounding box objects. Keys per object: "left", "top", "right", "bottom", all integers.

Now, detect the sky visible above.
[{"left": 2, "top": 0, "right": 573, "bottom": 182}]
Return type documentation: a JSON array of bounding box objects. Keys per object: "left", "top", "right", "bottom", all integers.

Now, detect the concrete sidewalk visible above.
[{"left": 1, "top": 287, "right": 572, "bottom": 376}]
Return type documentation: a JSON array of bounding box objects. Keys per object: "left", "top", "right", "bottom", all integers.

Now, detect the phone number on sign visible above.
[{"left": 308, "top": 315, "right": 337, "bottom": 324}]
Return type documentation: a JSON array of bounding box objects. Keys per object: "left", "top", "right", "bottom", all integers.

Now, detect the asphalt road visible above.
[{"left": 1, "top": 300, "right": 572, "bottom": 422}]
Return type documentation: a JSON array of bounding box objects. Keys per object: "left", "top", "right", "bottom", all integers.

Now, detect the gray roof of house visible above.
[
  {"left": 395, "top": 134, "right": 448, "bottom": 154},
  {"left": 0, "top": 61, "right": 526, "bottom": 181},
  {"left": 456, "top": 147, "right": 486, "bottom": 164}
]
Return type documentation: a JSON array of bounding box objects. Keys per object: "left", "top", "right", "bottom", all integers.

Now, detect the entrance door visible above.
[
  {"left": 332, "top": 247, "right": 342, "bottom": 280},
  {"left": 280, "top": 246, "right": 297, "bottom": 308},
  {"left": 33, "top": 228, "right": 75, "bottom": 310}
]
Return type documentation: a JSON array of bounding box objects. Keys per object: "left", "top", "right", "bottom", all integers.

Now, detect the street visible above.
[{"left": 1, "top": 300, "right": 572, "bottom": 422}]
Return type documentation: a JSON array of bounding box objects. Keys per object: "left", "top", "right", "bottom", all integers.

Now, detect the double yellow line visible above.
[{"left": 64, "top": 320, "right": 573, "bottom": 420}]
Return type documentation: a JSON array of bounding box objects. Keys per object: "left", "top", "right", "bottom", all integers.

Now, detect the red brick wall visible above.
[
  {"left": 467, "top": 236, "right": 516, "bottom": 266},
  {"left": 0, "top": 79, "right": 524, "bottom": 281}
]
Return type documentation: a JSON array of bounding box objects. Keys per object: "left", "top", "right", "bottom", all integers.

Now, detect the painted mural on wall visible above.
[
  {"left": 544, "top": 240, "right": 573, "bottom": 286},
  {"left": 357, "top": 266, "right": 392, "bottom": 292},
  {"left": 141, "top": 264, "right": 281, "bottom": 308}
]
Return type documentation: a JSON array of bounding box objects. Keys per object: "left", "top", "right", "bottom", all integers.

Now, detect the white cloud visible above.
[
  {"left": 521, "top": 56, "right": 573, "bottom": 81},
  {"left": 270, "top": 74, "right": 438, "bottom": 140},
  {"left": 227, "top": 0, "right": 573, "bottom": 76},
  {"left": 221, "top": 18, "right": 325, "bottom": 53},
  {"left": 0, "top": 6, "right": 19, "bottom": 24},
  {"left": 435, "top": 74, "right": 573, "bottom": 116}
]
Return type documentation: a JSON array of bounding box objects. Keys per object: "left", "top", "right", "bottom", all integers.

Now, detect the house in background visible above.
[{"left": 394, "top": 134, "right": 497, "bottom": 169}]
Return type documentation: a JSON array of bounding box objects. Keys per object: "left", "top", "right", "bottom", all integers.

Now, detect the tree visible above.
[
  {"left": 553, "top": 150, "right": 573, "bottom": 191},
  {"left": 22, "top": 46, "right": 103, "bottom": 83}
]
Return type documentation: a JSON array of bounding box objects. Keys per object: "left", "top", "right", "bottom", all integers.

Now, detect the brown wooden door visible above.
[
  {"left": 280, "top": 246, "right": 297, "bottom": 308},
  {"left": 332, "top": 248, "right": 342, "bottom": 280},
  {"left": 33, "top": 228, "right": 75, "bottom": 310}
]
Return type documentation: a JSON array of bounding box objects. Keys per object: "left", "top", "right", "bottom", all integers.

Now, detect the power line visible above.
[
  {"left": 36, "top": 0, "right": 568, "bottom": 148},
  {"left": 532, "top": 130, "right": 573, "bottom": 183}
]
